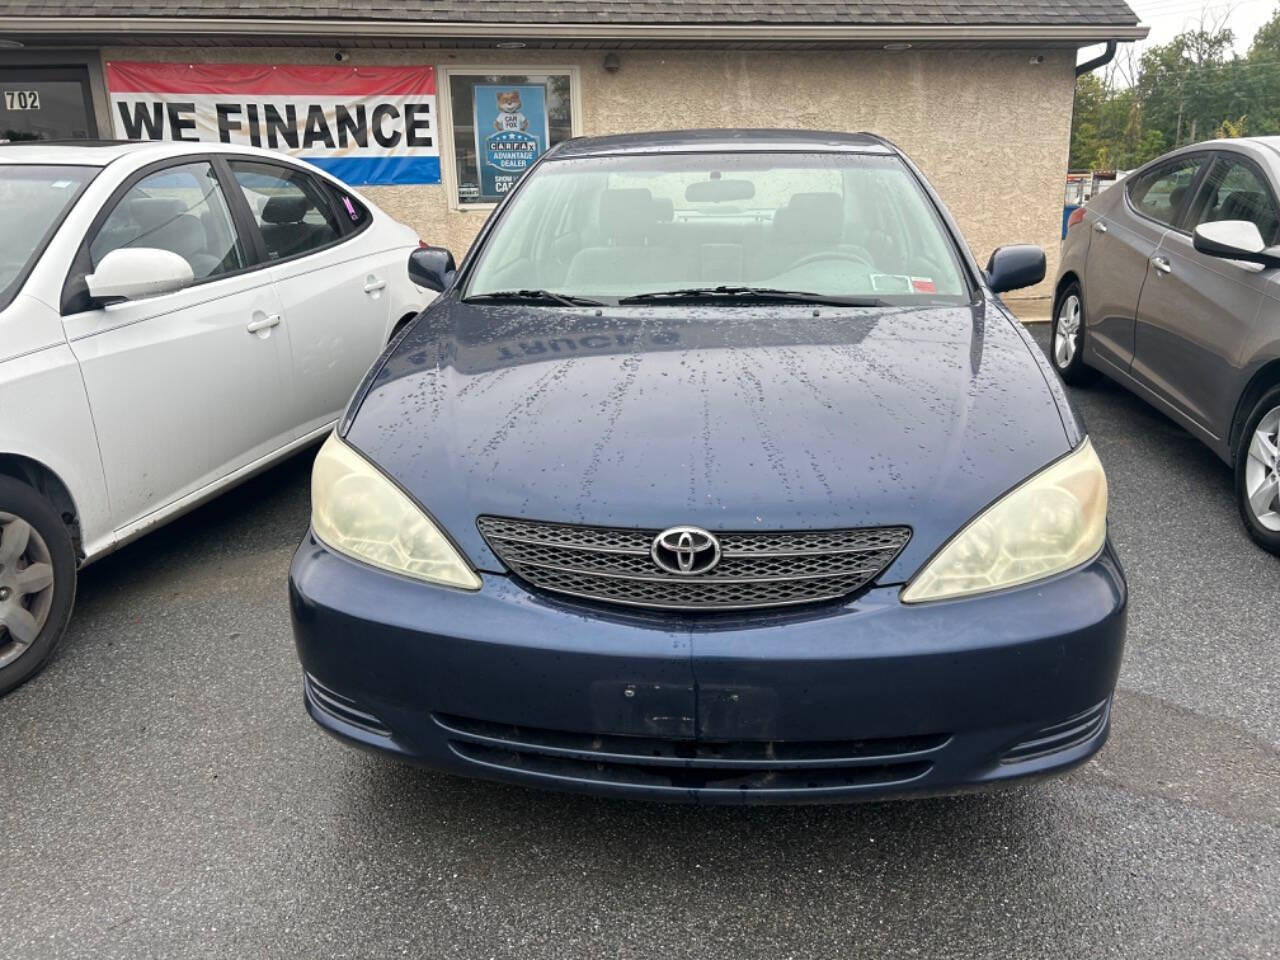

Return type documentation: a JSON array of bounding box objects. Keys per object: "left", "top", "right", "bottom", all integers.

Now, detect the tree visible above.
[
  {"left": 1217, "top": 114, "right": 1248, "bottom": 137},
  {"left": 1244, "top": 9, "right": 1280, "bottom": 134},
  {"left": 1249, "top": 8, "right": 1280, "bottom": 61},
  {"left": 1068, "top": 10, "right": 1280, "bottom": 171}
]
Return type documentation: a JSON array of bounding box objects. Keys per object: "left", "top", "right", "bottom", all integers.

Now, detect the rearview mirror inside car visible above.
[
  {"left": 409, "top": 246, "right": 457, "bottom": 293},
  {"left": 985, "top": 244, "right": 1046, "bottom": 294},
  {"left": 685, "top": 179, "right": 755, "bottom": 203},
  {"left": 85, "top": 248, "right": 194, "bottom": 304},
  {"left": 1193, "top": 220, "right": 1280, "bottom": 267}
]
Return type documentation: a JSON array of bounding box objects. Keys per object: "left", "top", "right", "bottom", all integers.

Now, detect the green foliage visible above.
[
  {"left": 1070, "top": 10, "right": 1280, "bottom": 170},
  {"left": 1217, "top": 115, "right": 1248, "bottom": 138},
  {"left": 1250, "top": 8, "right": 1280, "bottom": 60}
]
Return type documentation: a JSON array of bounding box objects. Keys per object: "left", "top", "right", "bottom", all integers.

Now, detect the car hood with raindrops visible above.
[{"left": 342, "top": 297, "right": 1079, "bottom": 583}]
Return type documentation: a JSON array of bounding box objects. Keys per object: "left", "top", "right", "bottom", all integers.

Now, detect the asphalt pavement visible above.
[{"left": 2, "top": 324, "right": 1278, "bottom": 959}]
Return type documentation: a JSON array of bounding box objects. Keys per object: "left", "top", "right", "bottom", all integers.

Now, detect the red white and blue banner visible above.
[{"left": 104, "top": 61, "right": 440, "bottom": 186}]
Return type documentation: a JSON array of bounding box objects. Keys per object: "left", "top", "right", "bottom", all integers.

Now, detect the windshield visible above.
[
  {"left": 466, "top": 151, "right": 970, "bottom": 305},
  {"left": 0, "top": 164, "right": 96, "bottom": 311}
]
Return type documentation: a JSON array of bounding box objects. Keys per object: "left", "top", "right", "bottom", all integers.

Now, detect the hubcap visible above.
[
  {"left": 1054, "top": 293, "right": 1081, "bottom": 369},
  {"left": 1244, "top": 406, "right": 1280, "bottom": 531},
  {"left": 0, "top": 512, "right": 55, "bottom": 670}
]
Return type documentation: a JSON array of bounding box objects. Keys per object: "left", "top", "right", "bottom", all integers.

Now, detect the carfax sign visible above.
[
  {"left": 472, "top": 83, "right": 548, "bottom": 201},
  {"left": 104, "top": 61, "right": 440, "bottom": 186}
]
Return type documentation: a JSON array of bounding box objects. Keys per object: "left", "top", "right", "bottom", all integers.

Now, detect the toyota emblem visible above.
[{"left": 651, "top": 526, "right": 721, "bottom": 576}]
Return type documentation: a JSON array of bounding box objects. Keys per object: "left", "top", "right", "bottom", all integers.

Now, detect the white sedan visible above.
[{"left": 0, "top": 140, "right": 432, "bottom": 694}]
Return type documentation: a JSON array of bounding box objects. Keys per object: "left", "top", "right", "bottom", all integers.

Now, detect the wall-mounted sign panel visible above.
[
  {"left": 105, "top": 61, "right": 440, "bottom": 186},
  {"left": 471, "top": 83, "right": 548, "bottom": 201}
]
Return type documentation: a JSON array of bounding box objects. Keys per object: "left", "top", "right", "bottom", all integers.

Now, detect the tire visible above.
[
  {"left": 0, "top": 477, "right": 77, "bottom": 696},
  {"left": 1235, "top": 385, "right": 1280, "bottom": 555},
  {"left": 1050, "top": 280, "right": 1097, "bottom": 386}
]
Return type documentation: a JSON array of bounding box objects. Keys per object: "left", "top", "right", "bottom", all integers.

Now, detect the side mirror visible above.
[
  {"left": 985, "top": 244, "right": 1046, "bottom": 294},
  {"left": 1192, "top": 220, "right": 1280, "bottom": 267},
  {"left": 85, "top": 248, "right": 194, "bottom": 303},
  {"left": 408, "top": 246, "right": 457, "bottom": 293}
]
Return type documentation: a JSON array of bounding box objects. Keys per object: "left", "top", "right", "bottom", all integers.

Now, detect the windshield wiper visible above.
[
  {"left": 464, "top": 289, "right": 606, "bottom": 307},
  {"left": 617, "top": 286, "right": 887, "bottom": 307}
]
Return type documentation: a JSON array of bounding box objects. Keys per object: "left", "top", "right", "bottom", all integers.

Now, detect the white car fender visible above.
[
  {"left": 0, "top": 295, "right": 113, "bottom": 563},
  {"left": 381, "top": 222, "right": 435, "bottom": 335}
]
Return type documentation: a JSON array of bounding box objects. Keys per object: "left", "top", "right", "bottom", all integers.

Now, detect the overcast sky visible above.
[{"left": 1126, "top": 0, "right": 1276, "bottom": 52}]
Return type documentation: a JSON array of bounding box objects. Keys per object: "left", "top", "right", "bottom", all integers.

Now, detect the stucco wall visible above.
[{"left": 100, "top": 45, "right": 1075, "bottom": 301}]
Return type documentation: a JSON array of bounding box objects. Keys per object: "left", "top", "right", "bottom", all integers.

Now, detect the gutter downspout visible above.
[{"left": 1075, "top": 40, "right": 1117, "bottom": 77}]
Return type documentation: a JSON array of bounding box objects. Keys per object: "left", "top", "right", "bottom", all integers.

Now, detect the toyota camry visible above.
[{"left": 289, "top": 129, "right": 1127, "bottom": 803}]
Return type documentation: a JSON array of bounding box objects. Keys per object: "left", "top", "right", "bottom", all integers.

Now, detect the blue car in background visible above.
[{"left": 289, "top": 129, "right": 1126, "bottom": 804}]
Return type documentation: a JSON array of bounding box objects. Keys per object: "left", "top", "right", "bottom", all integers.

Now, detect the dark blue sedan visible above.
[{"left": 289, "top": 129, "right": 1126, "bottom": 804}]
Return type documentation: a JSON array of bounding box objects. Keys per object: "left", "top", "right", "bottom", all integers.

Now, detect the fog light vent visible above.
[
  {"left": 1000, "top": 698, "right": 1110, "bottom": 764},
  {"left": 304, "top": 673, "right": 392, "bottom": 737}
]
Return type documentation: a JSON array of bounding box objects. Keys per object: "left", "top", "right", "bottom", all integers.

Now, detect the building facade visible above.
[{"left": 0, "top": 1, "right": 1146, "bottom": 302}]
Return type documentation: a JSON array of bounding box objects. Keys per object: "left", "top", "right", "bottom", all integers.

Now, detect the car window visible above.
[
  {"left": 89, "top": 161, "right": 246, "bottom": 280},
  {"left": 0, "top": 164, "right": 96, "bottom": 311},
  {"left": 1186, "top": 155, "right": 1280, "bottom": 244},
  {"left": 324, "top": 182, "right": 370, "bottom": 232},
  {"left": 466, "top": 151, "right": 970, "bottom": 304},
  {"left": 1127, "top": 157, "right": 1203, "bottom": 227},
  {"left": 227, "top": 161, "right": 343, "bottom": 260}
]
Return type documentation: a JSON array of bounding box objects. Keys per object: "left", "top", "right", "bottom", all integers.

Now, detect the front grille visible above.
[
  {"left": 476, "top": 516, "right": 911, "bottom": 611},
  {"left": 435, "top": 713, "right": 947, "bottom": 794}
]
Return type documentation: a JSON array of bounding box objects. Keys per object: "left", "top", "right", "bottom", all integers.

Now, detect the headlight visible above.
[
  {"left": 310, "top": 432, "right": 481, "bottom": 590},
  {"left": 901, "top": 438, "right": 1107, "bottom": 603}
]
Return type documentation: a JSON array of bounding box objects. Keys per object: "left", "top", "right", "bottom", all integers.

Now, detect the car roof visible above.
[
  {"left": 1242, "top": 137, "right": 1280, "bottom": 161},
  {"left": 1115, "top": 138, "right": 1279, "bottom": 182},
  {"left": 1154, "top": 136, "right": 1280, "bottom": 163},
  {"left": 0, "top": 130, "right": 897, "bottom": 167},
  {"left": 549, "top": 128, "right": 896, "bottom": 159},
  {"left": 0, "top": 139, "right": 324, "bottom": 168},
  {"left": 0, "top": 139, "right": 164, "bottom": 166}
]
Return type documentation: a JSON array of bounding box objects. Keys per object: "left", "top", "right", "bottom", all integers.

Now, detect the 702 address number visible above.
[{"left": 4, "top": 91, "right": 42, "bottom": 111}]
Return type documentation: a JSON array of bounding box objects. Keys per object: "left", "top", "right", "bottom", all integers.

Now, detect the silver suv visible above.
[{"left": 1055, "top": 138, "right": 1280, "bottom": 554}]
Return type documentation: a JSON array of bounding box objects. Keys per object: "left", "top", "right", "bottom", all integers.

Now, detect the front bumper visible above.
[{"left": 289, "top": 533, "right": 1127, "bottom": 804}]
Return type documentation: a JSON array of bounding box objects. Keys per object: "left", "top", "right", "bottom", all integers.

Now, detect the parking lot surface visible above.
[{"left": 2, "top": 326, "right": 1278, "bottom": 959}]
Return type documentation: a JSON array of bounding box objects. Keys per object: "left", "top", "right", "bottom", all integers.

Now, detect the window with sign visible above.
[
  {"left": 0, "top": 66, "right": 97, "bottom": 141},
  {"left": 444, "top": 70, "right": 577, "bottom": 208}
]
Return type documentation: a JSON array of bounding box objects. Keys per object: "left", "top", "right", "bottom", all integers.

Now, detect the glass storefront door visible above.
[{"left": 0, "top": 66, "right": 97, "bottom": 142}]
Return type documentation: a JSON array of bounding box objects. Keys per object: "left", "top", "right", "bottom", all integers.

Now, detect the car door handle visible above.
[
  {"left": 246, "top": 313, "right": 281, "bottom": 333},
  {"left": 363, "top": 278, "right": 387, "bottom": 294},
  {"left": 1150, "top": 255, "right": 1172, "bottom": 274},
  {"left": 1093, "top": 222, "right": 1108, "bottom": 234}
]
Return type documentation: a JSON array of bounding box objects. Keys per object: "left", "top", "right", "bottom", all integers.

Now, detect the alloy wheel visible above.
[
  {"left": 1244, "top": 407, "right": 1280, "bottom": 531},
  {"left": 1054, "top": 293, "right": 1081, "bottom": 369},
  {"left": 0, "top": 511, "right": 56, "bottom": 670}
]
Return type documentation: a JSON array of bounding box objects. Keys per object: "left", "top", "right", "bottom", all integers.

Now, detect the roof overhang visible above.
[{"left": 0, "top": 17, "right": 1151, "bottom": 45}]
